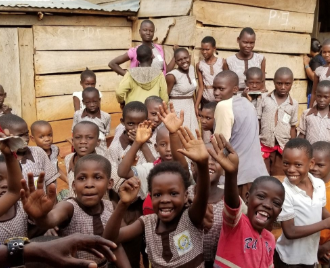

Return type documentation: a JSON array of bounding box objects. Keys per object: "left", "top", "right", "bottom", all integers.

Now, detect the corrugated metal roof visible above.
[
  {"left": 98, "top": 0, "right": 139, "bottom": 12},
  {"left": 0, "top": 0, "right": 106, "bottom": 11}
]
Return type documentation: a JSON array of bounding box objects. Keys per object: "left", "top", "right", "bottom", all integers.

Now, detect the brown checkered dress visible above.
[
  {"left": 139, "top": 209, "right": 204, "bottom": 267},
  {"left": 58, "top": 198, "right": 114, "bottom": 268}
]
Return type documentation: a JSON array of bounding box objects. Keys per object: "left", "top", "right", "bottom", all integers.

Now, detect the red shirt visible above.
[{"left": 214, "top": 200, "right": 274, "bottom": 268}]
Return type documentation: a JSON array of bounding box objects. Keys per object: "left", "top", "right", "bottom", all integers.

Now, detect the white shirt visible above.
[{"left": 276, "top": 173, "right": 326, "bottom": 265}]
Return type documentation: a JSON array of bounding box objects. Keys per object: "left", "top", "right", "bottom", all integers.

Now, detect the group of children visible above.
[{"left": 1, "top": 19, "right": 330, "bottom": 268}]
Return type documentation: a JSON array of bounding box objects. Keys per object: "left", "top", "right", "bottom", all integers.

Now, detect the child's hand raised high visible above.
[
  {"left": 158, "top": 101, "right": 184, "bottom": 134},
  {"left": 20, "top": 172, "right": 56, "bottom": 220},
  {"left": 118, "top": 177, "right": 141, "bottom": 205},
  {"left": 209, "top": 134, "right": 239, "bottom": 174},
  {"left": 135, "top": 120, "right": 153, "bottom": 145},
  {"left": 177, "top": 127, "right": 209, "bottom": 164}
]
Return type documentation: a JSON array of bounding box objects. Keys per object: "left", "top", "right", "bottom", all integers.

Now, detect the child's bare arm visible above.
[
  {"left": 310, "top": 75, "right": 319, "bottom": 108},
  {"left": 165, "top": 45, "right": 178, "bottom": 73},
  {"left": 290, "top": 126, "right": 297, "bottom": 139},
  {"left": 261, "top": 57, "right": 266, "bottom": 89},
  {"left": 21, "top": 174, "right": 73, "bottom": 229},
  {"left": 209, "top": 134, "right": 239, "bottom": 209},
  {"left": 118, "top": 121, "right": 153, "bottom": 178},
  {"left": 166, "top": 74, "right": 176, "bottom": 95},
  {"left": 157, "top": 102, "right": 188, "bottom": 172},
  {"left": 318, "top": 241, "right": 330, "bottom": 264},
  {"left": 109, "top": 53, "right": 130, "bottom": 76},
  {"left": 176, "top": 127, "right": 209, "bottom": 227},
  {"left": 73, "top": 96, "right": 80, "bottom": 111},
  {"left": 222, "top": 59, "right": 229, "bottom": 70},
  {"left": 103, "top": 177, "right": 143, "bottom": 243},
  {"left": 195, "top": 62, "right": 204, "bottom": 117}
]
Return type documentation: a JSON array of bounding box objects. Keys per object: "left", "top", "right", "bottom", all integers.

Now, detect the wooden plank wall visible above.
[
  {"left": 32, "top": 18, "right": 132, "bottom": 144},
  {"left": 136, "top": 0, "right": 316, "bottom": 121}
]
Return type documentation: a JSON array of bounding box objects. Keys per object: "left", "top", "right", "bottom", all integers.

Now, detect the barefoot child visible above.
[
  {"left": 199, "top": 101, "right": 217, "bottom": 142},
  {"left": 20, "top": 154, "right": 128, "bottom": 268},
  {"left": 242, "top": 67, "right": 264, "bottom": 108},
  {"left": 298, "top": 80, "right": 330, "bottom": 144},
  {"left": 72, "top": 68, "right": 102, "bottom": 111},
  {"left": 72, "top": 87, "right": 110, "bottom": 155},
  {"left": 209, "top": 134, "right": 285, "bottom": 268},
  {"left": 167, "top": 48, "right": 199, "bottom": 137},
  {"left": 274, "top": 138, "right": 330, "bottom": 267},
  {"left": 258, "top": 67, "right": 298, "bottom": 176},
  {"left": 104, "top": 127, "right": 210, "bottom": 267},
  {"left": 0, "top": 114, "right": 59, "bottom": 192},
  {"left": 195, "top": 36, "right": 223, "bottom": 114},
  {"left": 224, "top": 27, "right": 266, "bottom": 92},
  {"left": 0, "top": 85, "right": 15, "bottom": 116}
]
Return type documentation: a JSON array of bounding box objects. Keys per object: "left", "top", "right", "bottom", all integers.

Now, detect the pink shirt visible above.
[
  {"left": 214, "top": 200, "right": 274, "bottom": 268},
  {"left": 127, "top": 43, "right": 166, "bottom": 75}
]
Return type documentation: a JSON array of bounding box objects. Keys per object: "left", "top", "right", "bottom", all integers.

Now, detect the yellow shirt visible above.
[{"left": 320, "top": 180, "right": 330, "bottom": 245}]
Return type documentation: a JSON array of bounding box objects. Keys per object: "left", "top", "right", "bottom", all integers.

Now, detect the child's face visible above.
[
  {"left": 201, "top": 42, "right": 216, "bottom": 60},
  {"left": 0, "top": 88, "right": 6, "bottom": 107},
  {"left": 146, "top": 101, "right": 161, "bottom": 130},
  {"left": 139, "top": 22, "right": 154, "bottom": 42},
  {"left": 0, "top": 162, "right": 8, "bottom": 197},
  {"left": 73, "top": 160, "right": 112, "bottom": 208},
  {"left": 154, "top": 127, "right": 172, "bottom": 162},
  {"left": 82, "top": 91, "right": 100, "bottom": 113},
  {"left": 121, "top": 111, "right": 147, "bottom": 133},
  {"left": 72, "top": 125, "right": 100, "bottom": 157},
  {"left": 151, "top": 172, "right": 187, "bottom": 223},
  {"left": 237, "top": 33, "right": 255, "bottom": 55},
  {"left": 80, "top": 77, "right": 96, "bottom": 90},
  {"left": 316, "top": 87, "right": 330, "bottom": 110},
  {"left": 282, "top": 148, "right": 314, "bottom": 185},
  {"left": 31, "top": 125, "right": 53, "bottom": 151},
  {"left": 175, "top": 51, "right": 190, "bottom": 71},
  {"left": 322, "top": 44, "right": 330, "bottom": 63},
  {"left": 245, "top": 75, "right": 263, "bottom": 92},
  {"left": 199, "top": 108, "right": 214, "bottom": 131},
  {"left": 9, "top": 122, "right": 29, "bottom": 151},
  {"left": 213, "top": 76, "right": 237, "bottom": 102},
  {"left": 246, "top": 181, "right": 284, "bottom": 233},
  {"left": 274, "top": 74, "right": 293, "bottom": 97},
  {"left": 310, "top": 150, "right": 330, "bottom": 183}
]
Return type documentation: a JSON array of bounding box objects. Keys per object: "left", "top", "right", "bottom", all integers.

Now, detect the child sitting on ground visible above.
[
  {"left": 298, "top": 80, "right": 330, "bottom": 144},
  {"left": 199, "top": 101, "right": 217, "bottom": 142},
  {"left": 30, "top": 120, "right": 67, "bottom": 184},
  {"left": 0, "top": 85, "right": 15, "bottom": 116},
  {"left": 72, "top": 68, "right": 102, "bottom": 111},
  {"left": 0, "top": 114, "right": 59, "bottom": 192},
  {"left": 104, "top": 126, "right": 210, "bottom": 267},
  {"left": 274, "top": 138, "right": 330, "bottom": 267},
  {"left": 310, "top": 141, "right": 330, "bottom": 266},
  {"left": 20, "top": 154, "right": 129, "bottom": 268},
  {"left": 72, "top": 87, "right": 110, "bottom": 155},
  {"left": 210, "top": 133, "right": 285, "bottom": 268},
  {"left": 116, "top": 45, "right": 168, "bottom": 106},
  {"left": 242, "top": 67, "right": 264, "bottom": 108},
  {"left": 258, "top": 67, "right": 298, "bottom": 176}
]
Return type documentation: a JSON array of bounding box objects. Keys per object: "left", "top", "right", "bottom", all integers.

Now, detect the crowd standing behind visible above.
[{"left": 1, "top": 20, "right": 330, "bottom": 268}]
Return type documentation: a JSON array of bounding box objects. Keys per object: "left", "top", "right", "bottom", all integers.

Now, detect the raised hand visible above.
[
  {"left": 20, "top": 172, "right": 56, "bottom": 219},
  {"left": 208, "top": 134, "right": 239, "bottom": 174},
  {"left": 135, "top": 120, "right": 153, "bottom": 144},
  {"left": 118, "top": 177, "right": 140, "bottom": 205},
  {"left": 0, "top": 129, "right": 16, "bottom": 155},
  {"left": 242, "top": 88, "right": 252, "bottom": 102},
  {"left": 176, "top": 126, "right": 208, "bottom": 164},
  {"left": 158, "top": 101, "right": 184, "bottom": 134},
  {"left": 127, "top": 129, "right": 136, "bottom": 143}
]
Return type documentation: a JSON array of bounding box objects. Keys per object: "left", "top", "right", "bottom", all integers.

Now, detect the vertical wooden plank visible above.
[
  {"left": 0, "top": 29, "right": 21, "bottom": 116},
  {"left": 18, "top": 28, "right": 36, "bottom": 126}
]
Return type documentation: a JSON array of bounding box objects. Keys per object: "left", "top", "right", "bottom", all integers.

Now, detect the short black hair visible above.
[
  {"left": 72, "top": 121, "right": 99, "bottom": 137},
  {"left": 74, "top": 154, "right": 111, "bottom": 179},
  {"left": 0, "top": 84, "right": 4, "bottom": 92},
  {"left": 147, "top": 161, "right": 191, "bottom": 193},
  {"left": 322, "top": 38, "right": 330, "bottom": 47},
  {"left": 144, "top": 95, "right": 163, "bottom": 106},
  {"left": 317, "top": 80, "right": 330, "bottom": 92},
  {"left": 284, "top": 138, "right": 313, "bottom": 159},
  {"left": 214, "top": 70, "right": 239, "bottom": 87},
  {"left": 202, "top": 101, "right": 217, "bottom": 112},
  {"left": 0, "top": 114, "right": 27, "bottom": 131},
  {"left": 239, "top": 27, "right": 255, "bottom": 38},
  {"left": 274, "top": 67, "right": 293, "bottom": 80},
  {"left": 140, "top": 19, "right": 155, "bottom": 29},
  {"left": 201, "top": 36, "right": 216, "bottom": 47},
  {"left": 82, "top": 87, "right": 100, "bottom": 99},
  {"left": 174, "top": 47, "right": 189, "bottom": 58},
  {"left": 312, "top": 141, "right": 330, "bottom": 158},
  {"left": 249, "top": 176, "right": 284, "bottom": 195},
  {"left": 311, "top": 38, "right": 322, "bottom": 53},
  {"left": 30, "top": 120, "right": 52, "bottom": 136},
  {"left": 122, "top": 101, "right": 148, "bottom": 120},
  {"left": 80, "top": 68, "right": 96, "bottom": 82},
  {"left": 137, "top": 44, "right": 153, "bottom": 63},
  {"left": 246, "top": 67, "right": 263, "bottom": 80}
]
